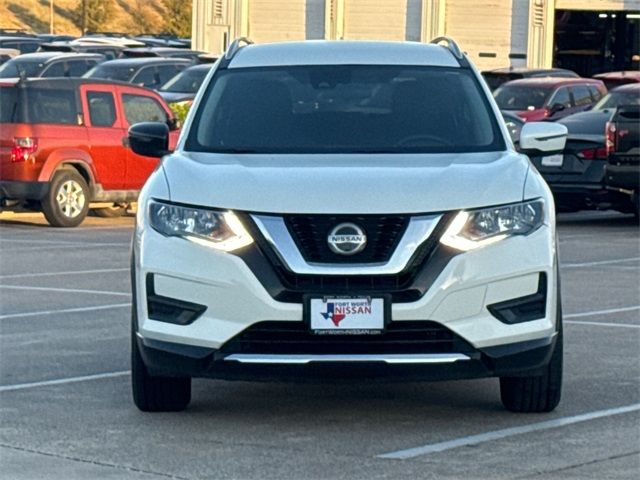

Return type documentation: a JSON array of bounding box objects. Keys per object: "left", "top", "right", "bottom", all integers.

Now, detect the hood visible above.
[
  {"left": 158, "top": 91, "right": 195, "bottom": 104},
  {"left": 559, "top": 109, "right": 614, "bottom": 136},
  {"left": 161, "top": 151, "right": 529, "bottom": 214},
  {"left": 512, "top": 109, "right": 548, "bottom": 122}
]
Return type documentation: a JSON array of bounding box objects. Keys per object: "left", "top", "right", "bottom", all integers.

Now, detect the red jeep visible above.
[{"left": 0, "top": 78, "right": 179, "bottom": 226}]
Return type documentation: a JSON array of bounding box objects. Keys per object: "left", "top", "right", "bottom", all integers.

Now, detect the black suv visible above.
[
  {"left": 39, "top": 42, "right": 124, "bottom": 61},
  {"left": 0, "top": 52, "right": 105, "bottom": 78},
  {"left": 83, "top": 57, "right": 190, "bottom": 90},
  {"left": 0, "top": 36, "right": 43, "bottom": 54},
  {"left": 530, "top": 84, "right": 640, "bottom": 214},
  {"left": 482, "top": 67, "right": 579, "bottom": 91}
]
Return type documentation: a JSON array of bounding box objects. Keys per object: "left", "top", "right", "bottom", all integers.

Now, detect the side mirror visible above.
[
  {"left": 128, "top": 122, "right": 171, "bottom": 158},
  {"left": 549, "top": 103, "right": 565, "bottom": 115},
  {"left": 167, "top": 117, "right": 181, "bottom": 131},
  {"left": 519, "top": 122, "right": 568, "bottom": 156}
]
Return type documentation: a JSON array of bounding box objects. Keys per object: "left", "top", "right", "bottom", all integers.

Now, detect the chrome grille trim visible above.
[
  {"left": 250, "top": 214, "right": 442, "bottom": 275},
  {"left": 224, "top": 353, "right": 470, "bottom": 365}
]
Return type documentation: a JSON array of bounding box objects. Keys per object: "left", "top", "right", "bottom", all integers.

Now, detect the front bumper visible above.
[
  {"left": 136, "top": 332, "right": 557, "bottom": 381},
  {"left": 546, "top": 183, "right": 634, "bottom": 211},
  {"left": 533, "top": 156, "right": 634, "bottom": 211},
  {"left": 134, "top": 215, "right": 559, "bottom": 380},
  {"left": 605, "top": 163, "right": 640, "bottom": 191},
  {"left": 0, "top": 180, "right": 48, "bottom": 201}
]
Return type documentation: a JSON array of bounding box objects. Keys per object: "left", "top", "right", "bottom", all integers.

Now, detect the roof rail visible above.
[
  {"left": 224, "top": 37, "right": 254, "bottom": 61},
  {"left": 430, "top": 36, "right": 464, "bottom": 60}
]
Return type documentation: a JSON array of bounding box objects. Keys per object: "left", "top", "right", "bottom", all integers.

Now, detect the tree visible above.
[
  {"left": 162, "top": 0, "right": 191, "bottom": 38},
  {"left": 125, "top": 0, "right": 157, "bottom": 35},
  {"left": 73, "top": 0, "right": 115, "bottom": 34}
]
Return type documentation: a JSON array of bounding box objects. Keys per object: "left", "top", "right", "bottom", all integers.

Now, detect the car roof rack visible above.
[
  {"left": 217, "top": 37, "right": 253, "bottom": 70},
  {"left": 430, "top": 36, "right": 465, "bottom": 61},
  {"left": 224, "top": 37, "right": 253, "bottom": 60}
]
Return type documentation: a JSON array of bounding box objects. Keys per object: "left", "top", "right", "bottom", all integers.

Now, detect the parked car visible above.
[
  {"left": 84, "top": 57, "right": 190, "bottom": 90},
  {"left": 0, "top": 29, "right": 35, "bottom": 37},
  {"left": 122, "top": 47, "right": 204, "bottom": 63},
  {"left": 39, "top": 41, "right": 124, "bottom": 61},
  {"left": 529, "top": 83, "right": 640, "bottom": 214},
  {"left": 604, "top": 105, "right": 640, "bottom": 218},
  {"left": 36, "top": 34, "right": 76, "bottom": 43},
  {"left": 84, "top": 31, "right": 130, "bottom": 38},
  {"left": 0, "top": 78, "right": 180, "bottom": 226},
  {"left": 0, "top": 48, "right": 19, "bottom": 66},
  {"left": 197, "top": 53, "right": 220, "bottom": 64},
  {"left": 482, "top": 67, "right": 579, "bottom": 91},
  {"left": 494, "top": 78, "right": 606, "bottom": 122},
  {"left": 74, "top": 36, "right": 145, "bottom": 48},
  {"left": 0, "top": 36, "right": 43, "bottom": 54},
  {"left": 133, "top": 35, "right": 190, "bottom": 48},
  {"left": 0, "top": 52, "right": 105, "bottom": 79},
  {"left": 501, "top": 111, "right": 525, "bottom": 144},
  {"left": 592, "top": 71, "right": 640, "bottom": 90},
  {"left": 128, "top": 38, "right": 567, "bottom": 413},
  {"left": 158, "top": 63, "right": 213, "bottom": 105}
]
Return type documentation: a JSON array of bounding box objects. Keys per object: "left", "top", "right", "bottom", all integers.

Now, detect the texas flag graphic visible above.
[{"left": 320, "top": 303, "right": 346, "bottom": 327}]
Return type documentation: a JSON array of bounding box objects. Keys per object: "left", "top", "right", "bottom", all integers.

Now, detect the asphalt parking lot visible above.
[{"left": 0, "top": 210, "right": 638, "bottom": 480}]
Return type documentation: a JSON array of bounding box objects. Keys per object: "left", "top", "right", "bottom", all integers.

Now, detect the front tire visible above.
[
  {"left": 131, "top": 320, "right": 191, "bottom": 412},
  {"left": 499, "top": 302, "right": 563, "bottom": 413},
  {"left": 41, "top": 169, "right": 90, "bottom": 228}
]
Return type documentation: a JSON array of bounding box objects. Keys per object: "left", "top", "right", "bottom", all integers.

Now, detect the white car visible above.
[{"left": 129, "top": 38, "right": 568, "bottom": 413}]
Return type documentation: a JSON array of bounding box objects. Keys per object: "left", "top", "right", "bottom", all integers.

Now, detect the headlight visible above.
[
  {"left": 440, "top": 199, "right": 544, "bottom": 251},
  {"left": 148, "top": 200, "right": 253, "bottom": 252}
]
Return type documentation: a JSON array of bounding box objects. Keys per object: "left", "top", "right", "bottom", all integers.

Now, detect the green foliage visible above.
[
  {"left": 73, "top": 0, "right": 116, "bottom": 33},
  {"left": 168, "top": 101, "right": 192, "bottom": 124},
  {"left": 162, "top": 0, "right": 191, "bottom": 38}
]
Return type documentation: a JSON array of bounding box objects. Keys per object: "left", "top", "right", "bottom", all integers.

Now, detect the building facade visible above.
[{"left": 192, "top": 0, "right": 640, "bottom": 75}]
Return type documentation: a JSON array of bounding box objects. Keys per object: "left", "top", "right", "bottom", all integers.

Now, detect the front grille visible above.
[
  {"left": 239, "top": 212, "right": 456, "bottom": 303},
  {"left": 221, "top": 321, "right": 473, "bottom": 355},
  {"left": 284, "top": 215, "right": 408, "bottom": 263},
  {"left": 275, "top": 268, "right": 421, "bottom": 301}
]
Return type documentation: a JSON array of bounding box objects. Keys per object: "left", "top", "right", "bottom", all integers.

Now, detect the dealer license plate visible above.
[
  {"left": 308, "top": 297, "right": 385, "bottom": 335},
  {"left": 542, "top": 154, "right": 563, "bottom": 167}
]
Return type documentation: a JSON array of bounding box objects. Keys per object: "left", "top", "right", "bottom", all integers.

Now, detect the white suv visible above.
[{"left": 129, "top": 38, "right": 568, "bottom": 413}]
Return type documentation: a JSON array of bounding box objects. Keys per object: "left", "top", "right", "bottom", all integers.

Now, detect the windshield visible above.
[
  {"left": 593, "top": 90, "right": 640, "bottom": 110},
  {"left": 160, "top": 67, "right": 208, "bottom": 93},
  {"left": 0, "top": 86, "right": 18, "bottom": 121},
  {"left": 83, "top": 63, "right": 135, "bottom": 82},
  {"left": 482, "top": 73, "right": 521, "bottom": 91},
  {"left": 493, "top": 85, "right": 552, "bottom": 111},
  {"left": 0, "top": 58, "right": 45, "bottom": 78},
  {"left": 187, "top": 65, "right": 503, "bottom": 154}
]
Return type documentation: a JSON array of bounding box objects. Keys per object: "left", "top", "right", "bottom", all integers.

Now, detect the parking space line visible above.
[
  {"left": 0, "top": 371, "right": 130, "bottom": 393},
  {"left": 377, "top": 403, "right": 640, "bottom": 459},
  {"left": 565, "top": 305, "right": 640, "bottom": 319},
  {"left": 0, "top": 268, "right": 129, "bottom": 279},
  {"left": 565, "top": 320, "right": 640, "bottom": 329},
  {"left": 0, "top": 303, "right": 131, "bottom": 320},
  {"left": 562, "top": 257, "right": 640, "bottom": 268},
  {"left": 0, "top": 239, "right": 82, "bottom": 245},
  {"left": 5, "top": 243, "right": 128, "bottom": 252},
  {"left": 0, "top": 238, "right": 127, "bottom": 246},
  {"left": 0, "top": 225, "right": 132, "bottom": 232},
  {"left": 0, "top": 285, "right": 130, "bottom": 297}
]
